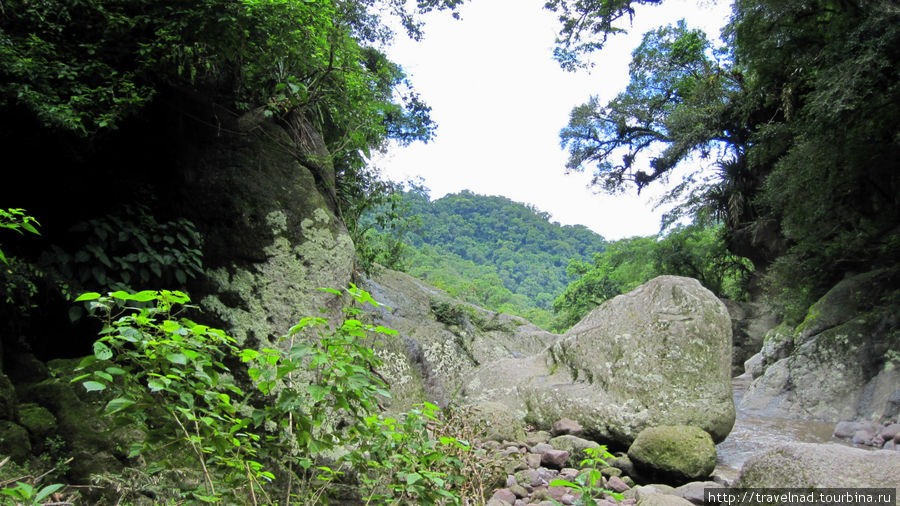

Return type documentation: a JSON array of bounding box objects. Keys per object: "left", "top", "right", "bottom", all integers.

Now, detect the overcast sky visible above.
[{"left": 370, "top": 0, "right": 732, "bottom": 240}]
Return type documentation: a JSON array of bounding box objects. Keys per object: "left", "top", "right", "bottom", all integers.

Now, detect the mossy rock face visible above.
[
  {"left": 0, "top": 372, "right": 16, "bottom": 421},
  {"left": 741, "top": 268, "right": 900, "bottom": 422},
  {"left": 0, "top": 420, "right": 31, "bottom": 462},
  {"left": 17, "top": 402, "right": 57, "bottom": 440},
  {"left": 627, "top": 425, "right": 716, "bottom": 485}
]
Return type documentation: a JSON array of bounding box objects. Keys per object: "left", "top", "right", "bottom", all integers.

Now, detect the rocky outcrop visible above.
[
  {"left": 736, "top": 442, "right": 900, "bottom": 490},
  {"left": 462, "top": 276, "right": 735, "bottom": 447},
  {"left": 740, "top": 269, "right": 900, "bottom": 422},
  {"left": 183, "top": 113, "right": 355, "bottom": 348},
  {"left": 721, "top": 299, "right": 779, "bottom": 377},
  {"left": 361, "top": 268, "right": 558, "bottom": 410},
  {"left": 627, "top": 426, "right": 717, "bottom": 484}
]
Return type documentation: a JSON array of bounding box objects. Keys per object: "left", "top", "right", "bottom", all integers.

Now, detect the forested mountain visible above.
[{"left": 384, "top": 189, "right": 608, "bottom": 328}]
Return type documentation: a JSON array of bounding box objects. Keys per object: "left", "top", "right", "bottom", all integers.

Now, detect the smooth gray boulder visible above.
[
  {"left": 736, "top": 442, "right": 900, "bottom": 489},
  {"left": 463, "top": 276, "right": 735, "bottom": 447},
  {"left": 741, "top": 269, "right": 900, "bottom": 422}
]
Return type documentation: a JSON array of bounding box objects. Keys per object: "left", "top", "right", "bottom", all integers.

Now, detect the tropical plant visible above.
[{"left": 548, "top": 446, "right": 624, "bottom": 505}]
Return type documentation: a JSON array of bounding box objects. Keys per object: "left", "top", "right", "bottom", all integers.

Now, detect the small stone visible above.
[
  {"left": 531, "top": 442, "right": 554, "bottom": 454},
  {"left": 531, "top": 486, "right": 551, "bottom": 501},
  {"left": 676, "top": 480, "right": 721, "bottom": 504},
  {"left": 559, "top": 493, "right": 577, "bottom": 505},
  {"left": 551, "top": 417, "right": 584, "bottom": 437},
  {"left": 541, "top": 449, "right": 570, "bottom": 469},
  {"left": 600, "top": 466, "right": 622, "bottom": 478},
  {"left": 548, "top": 485, "right": 570, "bottom": 500},
  {"left": 851, "top": 429, "right": 872, "bottom": 445},
  {"left": 833, "top": 421, "right": 858, "bottom": 438},
  {"left": 505, "top": 475, "right": 517, "bottom": 488},
  {"left": 490, "top": 488, "right": 517, "bottom": 504},
  {"left": 509, "top": 484, "right": 528, "bottom": 498},
  {"left": 879, "top": 423, "right": 900, "bottom": 440},
  {"left": 607, "top": 475, "right": 631, "bottom": 493},
  {"left": 525, "top": 430, "right": 552, "bottom": 446},
  {"left": 525, "top": 452, "right": 542, "bottom": 469}
]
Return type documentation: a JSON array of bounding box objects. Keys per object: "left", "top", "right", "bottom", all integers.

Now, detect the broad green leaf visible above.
[
  {"left": 74, "top": 292, "right": 101, "bottom": 302},
  {"left": 104, "top": 397, "right": 136, "bottom": 415},
  {"left": 93, "top": 370, "right": 113, "bottom": 382},
  {"left": 83, "top": 381, "right": 107, "bottom": 392},
  {"left": 307, "top": 384, "right": 328, "bottom": 402},
  {"left": 147, "top": 378, "right": 166, "bottom": 392},
  {"left": 93, "top": 341, "right": 113, "bottom": 360},
  {"left": 34, "top": 483, "right": 64, "bottom": 502},
  {"left": 166, "top": 353, "right": 187, "bottom": 365},
  {"left": 132, "top": 290, "right": 159, "bottom": 302}
]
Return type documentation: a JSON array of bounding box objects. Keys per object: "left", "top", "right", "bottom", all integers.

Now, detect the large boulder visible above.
[
  {"left": 627, "top": 425, "right": 717, "bottom": 484},
  {"left": 736, "top": 442, "right": 900, "bottom": 490},
  {"left": 741, "top": 269, "right": 900, "bottom": 422},
  {"left": 462, "top": 276, "right": 735, "bottom": 447}
]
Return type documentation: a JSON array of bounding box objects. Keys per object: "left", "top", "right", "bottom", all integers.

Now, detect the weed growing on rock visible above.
[{"left": 549, "top": 446, "right": 625, "bottom": 505}]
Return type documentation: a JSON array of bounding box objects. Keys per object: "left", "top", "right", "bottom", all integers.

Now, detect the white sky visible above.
[{"left": 370, "top": 0, "right": 732, "bottom": 240}]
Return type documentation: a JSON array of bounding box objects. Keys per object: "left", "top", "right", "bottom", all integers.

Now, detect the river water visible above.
[{"left": 714, "top": 373, "right": 854, "bottom": 481}]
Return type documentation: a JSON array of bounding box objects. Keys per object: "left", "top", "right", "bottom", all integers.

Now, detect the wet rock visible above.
[
  {"left": 628, "top": 426, "right": 717, "bottom": 484},
  {"left": 851, "top": 429, "right": 873, "bottom": 445},
  {"left": 879, "top": 423, "right": 900, "bottom": 440}
]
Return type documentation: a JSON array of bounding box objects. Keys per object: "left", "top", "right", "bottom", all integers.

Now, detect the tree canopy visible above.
[{"left": 552, "top": 0, "right": 900, "bottom": 320}]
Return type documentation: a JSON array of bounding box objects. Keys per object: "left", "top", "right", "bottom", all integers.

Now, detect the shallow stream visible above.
[{"left": 714, "top": 373, "right": 856, "bottom": 481}]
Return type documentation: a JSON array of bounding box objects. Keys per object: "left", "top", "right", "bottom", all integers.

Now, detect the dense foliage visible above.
[
  {"left": 58, "top": 287, "right": 492, "bottom": 504},
  {"left": 553, "top": 224, "right": 752, "bottom": 328},
  {"left": 550, "top": 0, "right": 900, "bottom": 321},
  {"left": 363, "top": 188, "right": 609, "bottom": 328}
]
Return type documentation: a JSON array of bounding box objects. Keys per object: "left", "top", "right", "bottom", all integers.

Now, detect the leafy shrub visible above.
[{"left": 73, "top": 285, "right": 476, "bottom": 504}]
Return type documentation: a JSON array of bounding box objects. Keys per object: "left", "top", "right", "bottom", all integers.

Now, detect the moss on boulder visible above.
[
  {"left": 0, "top": 421, "right": 31, "bottom": 462},
  {"left": 627, "top": 425, "right": 717, "bottom": 484}
]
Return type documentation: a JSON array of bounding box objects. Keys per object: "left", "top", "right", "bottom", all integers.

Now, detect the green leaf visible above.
[
  {"left": 133, "top": 290, "right": 159, "bottom": 302},
  {"left": 307, "top": 384, "right": 329, "bottom": 402},
  {"left": 74, "top": 292, "right": 102, "bottom": 302},
  {"left": 93, "top": 370, "right": 113, "bottom": 382},
  {"left": 104, "top": 397, "right": 136, "bottom": 415},
  {"left": 147, "top": 378, "right": 166, "bottom": 392},
  {"left": 166, "top": 353, "right": 188, "bottom": 365},
  {"left": 83, "top": 381, "right": 107, "bottom": 392},
  {"left": 93, "top": 341, "right": 113, "bottom": 360},
  {"left": 405, "top": 472, "right": 423, "bottom": 485}
]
